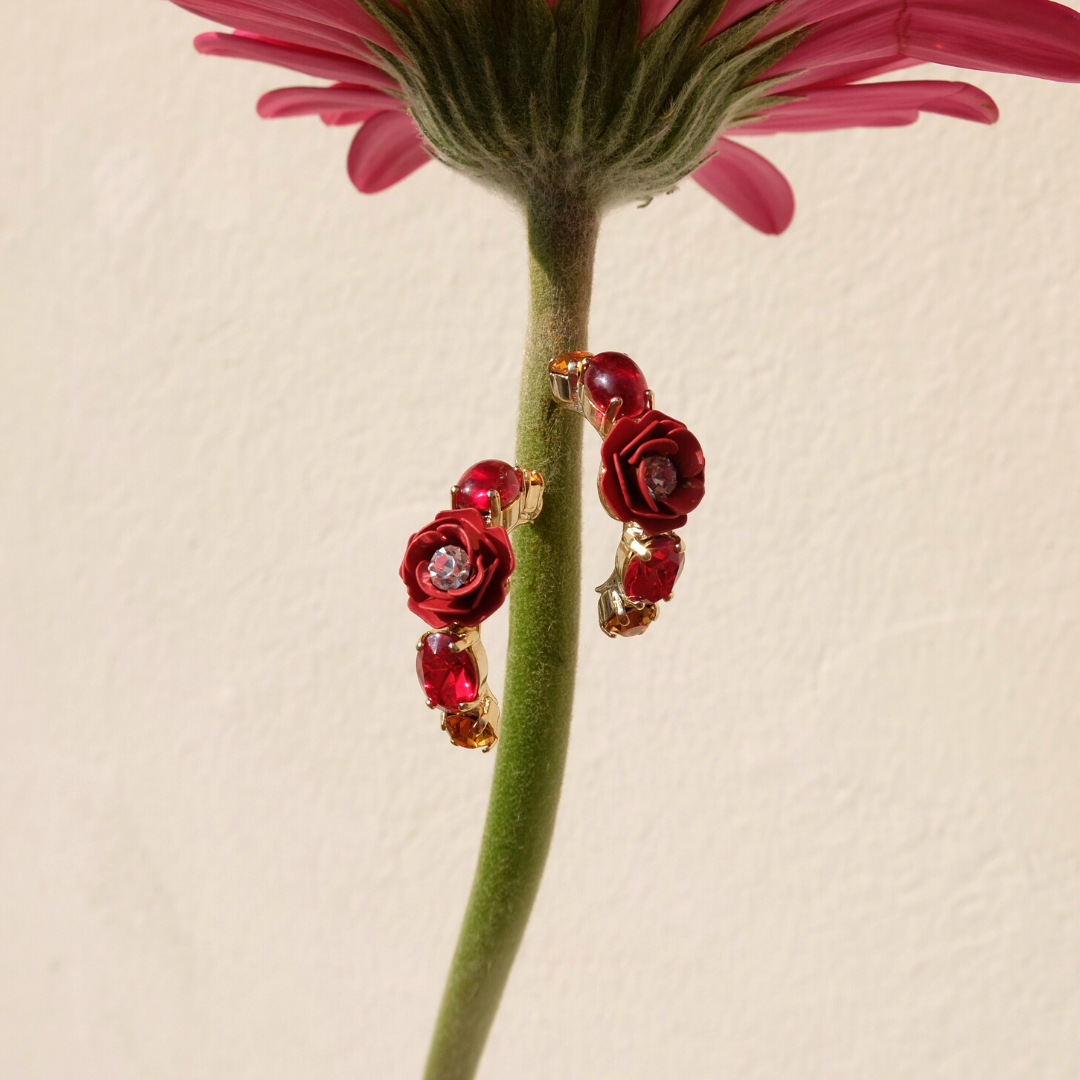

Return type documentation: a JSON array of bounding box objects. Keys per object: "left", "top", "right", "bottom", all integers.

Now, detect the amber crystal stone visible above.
[
  {"left": 549, "top": 350, "right": 591, "bottom": 376},
  {"left": 416, "top": 631, "right": 479, "bottom": 711},
  {"left": 623, "top": 534, "right": 684, "bottom": 603},
  {"left": 583, "top": 351, "right": 649, "bottom": 421},
  {"left": 444, "top": 712, "right": 498, "bottom": 750},
  {"left": 601, "top": 600, "right": 658, "bottom": 637},
  {"left": 454, "top": 459, "right": 523, "bottom": 514}
]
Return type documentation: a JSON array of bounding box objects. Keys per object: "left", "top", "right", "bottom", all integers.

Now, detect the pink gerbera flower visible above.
[{"left": 171, "top": 0, "right": 1080, "bottom": 233}]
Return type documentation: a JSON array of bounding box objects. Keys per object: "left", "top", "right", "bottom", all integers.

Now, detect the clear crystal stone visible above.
[
  {"left": 642, "top": 455, "right": 677, "bottom": 499},
  {"left": 428, "top": 545, "right": 472, "bottom": 591}
]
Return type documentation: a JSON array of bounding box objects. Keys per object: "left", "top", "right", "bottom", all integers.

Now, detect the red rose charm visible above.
[
  {"left": 598, "top": 409, "right": 705, "bottom": 531},
  {"left": 400, "top": 508, "right": 515, "bottom": 629}
]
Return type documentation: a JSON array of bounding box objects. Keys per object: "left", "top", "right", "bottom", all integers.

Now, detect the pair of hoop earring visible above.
[{"left": 402, "top": 351, "right": 706, "bottom": 750}]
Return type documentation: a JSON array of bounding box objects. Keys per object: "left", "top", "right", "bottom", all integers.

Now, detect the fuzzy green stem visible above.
[{"left": 422, "top": 194, "right": 600, "bottom": 1080}]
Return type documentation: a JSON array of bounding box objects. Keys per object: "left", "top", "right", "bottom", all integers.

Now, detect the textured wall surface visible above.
[{"left": 3, "top": 3, "right": 1080, "bottom": 1078}]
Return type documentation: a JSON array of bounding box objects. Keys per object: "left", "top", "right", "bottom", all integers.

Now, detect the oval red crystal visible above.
[
  {"left": 417, "top": 632, "right": 480, "bottom": 711},
  {"left": 583, "top": 352, "right": 649, "bottom": 421},
  {"left": 454, "top": 459, "right": 522, "bottom": 514},
  {"left": 622, "top": 534, "right": 684, "bottom": 604}
]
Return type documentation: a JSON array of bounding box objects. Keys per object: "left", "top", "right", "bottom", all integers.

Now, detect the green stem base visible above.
[{"left": 422, "top": 197, "right": 600, "bottom": 1080}]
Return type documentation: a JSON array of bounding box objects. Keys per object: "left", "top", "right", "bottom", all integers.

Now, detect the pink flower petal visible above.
[
  {"left": 766, "top": 7, "right": 901, "bottom": 79},
  {"left": 905, "top": 0, "right": 1080, "bottom": 82},
  {"left": 174, "top": 3, "right": 364, "bottom": 58},
  {"left": 692, "top": 139, "right": 795, "bottom": 234},
  {"left": 710, "top": 0, "right": 775, "bottom": 37},
  {"left": 171, "top": 0, "right": 398, "bottom": 58},
  {"left": 195, "top": 31, "right": 399, "bottom": 88},
  {"left": 257, "top": 84, "right": 404, "bottom": 119},
  {"left": 762, "top": 0, "right": 1080, "bottom": 83},
  {"left": 782, "top": 56, "right": 921, "bottom": 92},
  {"left": 319, "top": 109, "right": 381, "bottom": 126},
  {"left": 711, "top": 0, "right": 876, "bottom": 38},
  {"left": 741, "top": 79, "right": 998, "bottom": 133},
  {"left": 639, "top": 0, "right": 683, "bottom": 38},
  {"left": 347, "top": 111, "right": 432, "bottom": 193}
]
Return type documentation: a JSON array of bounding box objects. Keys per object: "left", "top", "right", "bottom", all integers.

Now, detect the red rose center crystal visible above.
[
  {"left": 428, "top": 544, "right": 471, "bottom": 591},
  {"left": 416, "top": 632, "right": 480, "bottom": 711},
  {"left": 642, "top": 455, "right": 678, "bottom": 499},
  {"left": 623, "top": 534, "right": 684, "bottom": 604},
  {"left": 583, "top": 351, "right": 649, "bottom": 421},
  {"left": 454, "top": 459, "right": 523, "bottom": 514}
]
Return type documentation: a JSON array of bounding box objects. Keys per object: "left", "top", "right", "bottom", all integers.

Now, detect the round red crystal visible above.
[
  {"left": 454, "top": 459, "right": 523, "bottom": 514},
  {"left": 622, "top": 534, "right": 684, "bottom": 604},
  {"left": 417, "top": 632, "right": 480, "bottom": 711},
  {"left": 583, "top": 352, "right": 649, "bottom": 421}
]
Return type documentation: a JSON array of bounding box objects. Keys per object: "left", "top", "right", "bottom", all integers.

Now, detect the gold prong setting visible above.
[
  {"left": 595, "top": 568, "right": 659, "bottom": 638},
  {"left": 547, "top": 350, "right": 592, "bottom": 409},
  {"left": 549, "top": 352, "right": 649, "bottom": 437},
  {"left": 452, "top": 465, "right": 545, "bottom": 533},
  {"left": 593, "top": 523, "right": 685, "bottom": 638}
]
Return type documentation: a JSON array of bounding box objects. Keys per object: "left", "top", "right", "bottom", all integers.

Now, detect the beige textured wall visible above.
[{"left": 3, "top": 2, "right": 1080, "bottom": 1077}]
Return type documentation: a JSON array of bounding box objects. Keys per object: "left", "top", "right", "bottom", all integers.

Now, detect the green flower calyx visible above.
[{"left": 360, "top": 0, "right": 806, "bottom": 210}]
